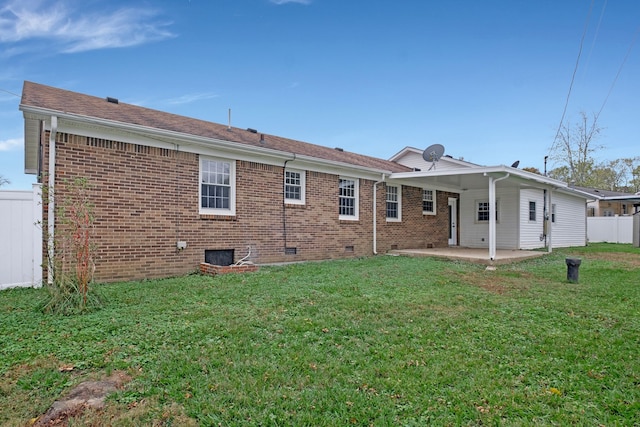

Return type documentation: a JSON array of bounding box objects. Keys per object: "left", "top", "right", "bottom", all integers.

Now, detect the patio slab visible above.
[{"left": 388, "top": 247, "right": 546, "bottom": 265}]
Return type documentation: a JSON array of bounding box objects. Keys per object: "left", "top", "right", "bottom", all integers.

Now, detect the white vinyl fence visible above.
[
  {"left": 0, "top": 185, "right": 42, "bottom": 290},
  {"left": 587, "top": 215, "right": 634, "bottom": 244}
]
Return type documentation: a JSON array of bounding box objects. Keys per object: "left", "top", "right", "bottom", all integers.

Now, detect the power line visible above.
[
  {"left": 0, "top": 87, "right": 21, "bottom": 98},
  {"left": 594, "top": 25, "right": 640, "bottom": 124},
  {"left": 583, "top": 0, "right": 608, "bottom": 78},
  {"left": 549, "top": 0, "right": 595, "bottom": 156}
]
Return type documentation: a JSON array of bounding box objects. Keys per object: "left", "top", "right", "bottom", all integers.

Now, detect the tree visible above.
[
  {"left": 0, "top": 174, "right": 9, "bottom": 187},
  {"left": 549, "top": 111, "right": 603, "bottom": 186},
  {"left": 522, "top": 167, "right": 542, "bottom": 175}
]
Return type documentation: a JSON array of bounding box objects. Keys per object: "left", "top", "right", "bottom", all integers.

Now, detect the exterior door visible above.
[{"left": 448, "top": 197, "right": 458, "bottom": 246}]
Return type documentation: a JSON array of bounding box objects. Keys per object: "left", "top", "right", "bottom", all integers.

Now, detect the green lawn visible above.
[{"left": 1, "top": 243, "right": 639, "bottom": 426}]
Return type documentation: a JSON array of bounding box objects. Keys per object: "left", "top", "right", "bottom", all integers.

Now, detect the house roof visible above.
[
  {"left": 570, "top": 185, "right": 640, "bottom": 199},
  {"left": 388, "top": 146, "right": 481, "bottom": 168},
  {"left": 20, "top": 81, "right": 411, "bottom": 174}
]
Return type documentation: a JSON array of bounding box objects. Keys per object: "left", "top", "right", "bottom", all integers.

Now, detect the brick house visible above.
[
  {"left": 570, "top": 186, "right": 640, "bottom": 217},
  {"left": 20, "top": 81, "right": 588, "bottom": 283},
  {"left": 20, "top": 82, "right": 456, "bottom": 282}
]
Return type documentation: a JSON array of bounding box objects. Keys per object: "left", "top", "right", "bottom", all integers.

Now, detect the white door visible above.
[{"left": 448, "top": 197, "right": 458, "bottom": 246}]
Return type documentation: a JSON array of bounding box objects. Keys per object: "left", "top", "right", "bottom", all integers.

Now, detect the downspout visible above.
[
  {"left": 485, "top": 172, "right": 509, "bottom": 261},
  {"left": 47, "top": 116, "right": 58, "bottom": 284},
  {"left": 282, "top": 154, "right": 296, "bottom": 252},
  {"left": 372, "top": 174, "right": 385, "bottom": 254}
]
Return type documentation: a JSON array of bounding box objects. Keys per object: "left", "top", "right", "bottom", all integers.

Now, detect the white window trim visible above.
[
  {"left": 339, "top": 177, "right": 359, "bottom": 221},
  {"left": 528, "top": 200, "right": 537, "bottom": 222},
  {"left": 284, "top": 168, "right": 306, "bottom": 205},
  {"left": 199, "top": 156, "right": 236, "bottom": 216},
  {"left": 422, "top": 188, "right": 436, "bottom": 215},
  {"left": 385, "top": 184, "right": 402, "bottom": 222},
  {"left": 475, "top": 199, "right": 499, "bottom": 223},
  {"left": 551, "top": 203, "right": 557, "bottom": 223}
]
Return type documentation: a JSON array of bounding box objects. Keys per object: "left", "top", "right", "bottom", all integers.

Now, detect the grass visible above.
[{"left": 1, "top": 243, "right": 638, "bottom": 426}]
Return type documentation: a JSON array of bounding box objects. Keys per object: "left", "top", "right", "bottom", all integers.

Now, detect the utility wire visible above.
[
  {"left": 594, "top": 25, "right": 640, "bottom": 124},
  {"left": 0, "top": 87, "right": 21, "bottom": 98},
  {"left": 583, "top": 0, "right": 608, "bottom": 79},
  {"left": 549, "top": 0, "right": 595, "bottom": 156}
]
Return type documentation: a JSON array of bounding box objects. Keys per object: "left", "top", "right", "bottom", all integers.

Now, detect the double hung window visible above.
[
  {"left": 422, "top": 189, "right": 435, "bottom": 215},
  {"left": 476, "top": 200, "right": 498, "bottom": 222},
  {"left": 200, "top": 157, "right": 235, "bottom": 215},
  {"left": 285, "top": 169, "right": 305, "bottom": 205},
  {"left": 339, "top": 177, "right": 359, "bottom": 220},
  {"left": 386, "top": 184, "right": 401, "bottom": 221}
]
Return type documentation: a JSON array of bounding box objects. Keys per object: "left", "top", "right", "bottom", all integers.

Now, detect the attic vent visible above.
[
  {"left": 106, "top": 97, "right": 119, "bottom": 104},
  {"left": 334, "top": 147, "right": 344, "bottom": 152},
  {"left": 246, "top": 128, "right": 257, "bottom": 133}
]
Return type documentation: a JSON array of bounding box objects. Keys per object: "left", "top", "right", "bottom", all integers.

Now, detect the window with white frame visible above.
[
  {"left": 476, "top": 200, "right": 498, "bottom": 222},
  {"left": 386, "top": 184, "right": 401, "bottom": 221},
  {"left": 551, "top": 204, "right": 556, "bottom": 223},
  {"left": 422, "top": 189, "right": 436, "bottom": 215},
  {"left": 529, "top": 201, "right": 536, "bottom": 221},
  {"left": 200, "top": 157, "right": 235, "bottom": 215},
  {"left": 284, "top": 169, "right": 305, "bottom": 205},
  {"left": 339, "top": 177, "right": 359, "bottom": 220}
]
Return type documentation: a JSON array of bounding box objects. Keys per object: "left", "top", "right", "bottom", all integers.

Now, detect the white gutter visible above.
[
  {"left": 47, "top": 116, "right": 58, "bottom": 284},
  {"left": 19, "top": 106, "right": 395, "bottom": 178},
  {"left": 372, "top": 174, "right": 386, "bottom": 254},
  {"left": 391, "top": 165, "right": 568, "bottom": 189},
  {"left": 485, "top": 172, "right": 510, "bottom": 261}
]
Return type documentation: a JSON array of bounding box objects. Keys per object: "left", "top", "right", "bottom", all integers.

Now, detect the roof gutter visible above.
[{"left": 19, "top": 105, "right": 395, "bottom": 178}]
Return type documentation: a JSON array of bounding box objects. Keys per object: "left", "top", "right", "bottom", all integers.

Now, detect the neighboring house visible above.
[
  {"left": 570, "top": 186, "right": 640, "bottom": 217},
  {"left": 20, "top": 81, "right": 589, "bottom": 283}
]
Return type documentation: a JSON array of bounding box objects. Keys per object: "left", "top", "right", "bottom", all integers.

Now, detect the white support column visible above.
[
  {"left": 486, "top": 173, "right": 510, "bottom": 261},
  {"left": 488, "top": 176, "right": 496, "bottom": 260},
  {"left": 547, "top": 189, "right": 553, "bottom": 253}
]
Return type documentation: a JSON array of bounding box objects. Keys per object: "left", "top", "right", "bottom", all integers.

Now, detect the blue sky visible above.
[{"left": 1, "top": 0, "right": 638, "bottom": 189}]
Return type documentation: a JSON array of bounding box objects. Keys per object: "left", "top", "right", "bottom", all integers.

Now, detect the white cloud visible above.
[
  {"left": 0, "top": 137, "right": 21, "bottom": 151},
  {"left": 166, "top": 92, "right": 219, "bottom": 105},
  {"left": 0, "top": 0, "right": 175, "bottom": 54},
  {"left": 270, "top": 0, "right": 312, "bottom": 5}
]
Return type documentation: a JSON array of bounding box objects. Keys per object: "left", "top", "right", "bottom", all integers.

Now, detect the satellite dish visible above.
[
  {"left": 422, "top": 144, "right": 445, "bottom": 170},
  {"left": 511, "top": 160, "right": 520, "bottom": 168}
]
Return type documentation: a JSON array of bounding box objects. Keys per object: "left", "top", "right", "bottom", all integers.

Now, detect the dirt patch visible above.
[
  {"left": 579, "top": 252, "right": 640, "bottom": 269},
  {"left": 457, "top": 270, "right": 535, "bottom": 295},
  {"left": 33, "top": 371, "right": 131, "bottom": 426}
]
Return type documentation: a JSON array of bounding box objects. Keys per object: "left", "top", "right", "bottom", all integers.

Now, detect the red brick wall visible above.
[
  {"left": 42, "top": 132, "right": 455, "bottom": 282},
  {"left": 375, "top": 184, "right": 456, "bottom": 252}
]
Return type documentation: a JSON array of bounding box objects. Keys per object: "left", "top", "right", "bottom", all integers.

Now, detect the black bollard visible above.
[{"left": 565, "top": 258, "right": 582, "bottom": 283}]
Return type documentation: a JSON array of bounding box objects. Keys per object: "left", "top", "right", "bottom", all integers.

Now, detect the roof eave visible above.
[{"left": 19, "top": 104, "right": 394, "bottom": 178}]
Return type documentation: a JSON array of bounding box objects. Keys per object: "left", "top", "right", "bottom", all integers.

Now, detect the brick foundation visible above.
[{"left": 199, "top": 262, "right": 259, "bottom": 276}]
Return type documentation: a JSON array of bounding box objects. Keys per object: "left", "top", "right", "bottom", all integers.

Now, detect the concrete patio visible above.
[{"left": 388, "top": 247, "right": 547, "bottom": 265}]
